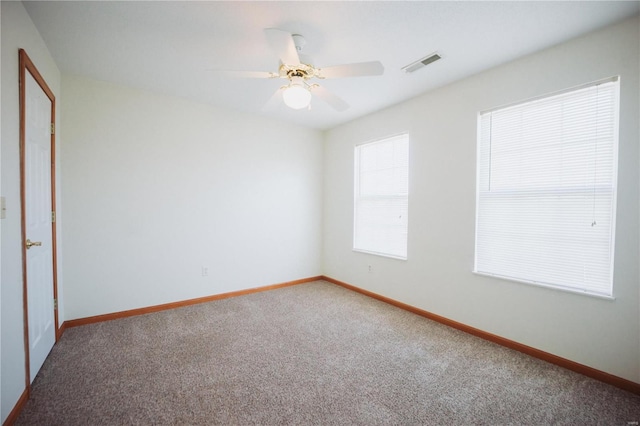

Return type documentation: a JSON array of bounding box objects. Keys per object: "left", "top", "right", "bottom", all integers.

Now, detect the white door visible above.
[{"left": 24, "top": 70, "right": 56, "bottom": 383}]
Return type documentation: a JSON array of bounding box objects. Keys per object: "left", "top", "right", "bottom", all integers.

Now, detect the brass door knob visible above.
[{"left": 25, "top": 239, "right": 42, "bottom": 249}]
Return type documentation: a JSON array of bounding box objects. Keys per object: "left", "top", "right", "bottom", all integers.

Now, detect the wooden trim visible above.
[
  {"left": 321, "top": 275, "right": 640, "bottom": 395},
  {"left": 18, "top": 49, "right": 55, "bottom": 99},
  {"left": 18, "top": 47, "right": 31, "bottom": 394},
  {"left": 57, "top": 320, "right": 67, "bottom": 340},
  {"left": 18, "top": 47, "right": 60, "bottom": 405},
  {"left": 50, "top": 96, "right": 59, "bottom": 341},
  {"left": 2, "top": 387, "right": 29, "bottom": 426},
  {"left": 65, "top": 276, "right": 322, "bottom": 329},
  {"left": 18, "top": 48, "right": 59, "bottom": 389}
]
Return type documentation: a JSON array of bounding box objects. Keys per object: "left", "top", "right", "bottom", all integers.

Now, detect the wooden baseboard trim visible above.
[
  {"left": 3, "top": 387, "right": 29, "bottom": 426},
  {"left": 64, "top": 276, "right": 322, "bottom": 329},
  {"left": 57, "top": 320, "right": 67, "bottom": 340},
  {"left": 321, "top": 275, "right": 640, "bottom": 395}
]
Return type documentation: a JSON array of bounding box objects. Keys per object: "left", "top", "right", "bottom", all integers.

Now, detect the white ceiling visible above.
[{"left": 24, "top": 1, "right": 639, "bottom": 130}]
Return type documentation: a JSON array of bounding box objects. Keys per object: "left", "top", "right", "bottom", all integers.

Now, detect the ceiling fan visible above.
[{"left": 218, "top": 28, "right": 385, "bottom": 111}]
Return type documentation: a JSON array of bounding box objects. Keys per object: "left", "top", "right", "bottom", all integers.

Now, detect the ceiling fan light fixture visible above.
[{"left": 282, "top": 79, "right": 311, "bottom": 109}]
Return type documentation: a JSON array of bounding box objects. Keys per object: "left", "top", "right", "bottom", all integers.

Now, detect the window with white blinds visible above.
[
  {"left": 354, "top": 134, "right": 409, "bottom": 259},
  {"left": 475, "top": 77, "right": 619, "bottom": 297}
]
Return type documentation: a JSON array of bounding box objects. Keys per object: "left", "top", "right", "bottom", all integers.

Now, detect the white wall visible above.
[
  {"left": 0, "top": 2, "right": 63, "bottom": 422},
  {"left": 323, "top": 16, "right": 640, "bottom": 383},
  {"left": 61, "top": 75, "right": 323, "bottom": 320}
]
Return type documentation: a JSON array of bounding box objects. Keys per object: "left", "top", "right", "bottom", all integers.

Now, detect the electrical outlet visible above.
[
  {"left": 201, "top": 266, "right": 209, "bottom": 277},
  {"left": 368, "top": 265, "right": 373, "bottom": 273}
]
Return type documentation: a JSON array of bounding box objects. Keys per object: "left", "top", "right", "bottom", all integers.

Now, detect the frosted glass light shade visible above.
[{"left": 283, "top": 84, "right": 311, "bottom": 109}]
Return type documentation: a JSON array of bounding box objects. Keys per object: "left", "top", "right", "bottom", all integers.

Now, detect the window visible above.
[
  {"left": 354, "top": 134, "right": 409, "bottom": 259},
  {"left": 475, "top": 77, "right": 619, "bottom": 297}
]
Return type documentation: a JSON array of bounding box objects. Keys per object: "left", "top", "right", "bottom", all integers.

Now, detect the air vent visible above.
[{"left": 402, "top": 52, "right": 442, "bottom": 73}]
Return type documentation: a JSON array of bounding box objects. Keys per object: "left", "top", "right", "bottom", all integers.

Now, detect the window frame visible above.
[
  {"left": 353, "top": 133, "right": 410, "bottom": 260},
  {"left": 473, "top": 77, "right": 620, "bottom": 299}
]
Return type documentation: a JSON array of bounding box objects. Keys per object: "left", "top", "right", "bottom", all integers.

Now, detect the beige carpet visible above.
[{"left": 16, "top": 281, "right": 640, "bottom": 425}]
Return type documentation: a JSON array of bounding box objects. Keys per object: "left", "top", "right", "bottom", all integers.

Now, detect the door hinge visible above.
[
  {"left": 51, "top": 211, "right": 56, "bottom": 223},
  {"left": 50, "top": 123, "right": 55, "bottom": 135},
  {"left": 54, "top": 299, "right": 58, "bottom": 310}
]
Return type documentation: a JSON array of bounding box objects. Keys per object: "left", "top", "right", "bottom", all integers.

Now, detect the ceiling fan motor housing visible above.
[{"left": 281, "top": 63, "right": 316, "bottom": 80}]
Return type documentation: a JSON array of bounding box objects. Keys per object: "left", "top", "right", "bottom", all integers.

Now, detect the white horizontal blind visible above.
[
  {"left": 475, "top": 78, "right": 619, "bottom": 297},
  {"left": 354, "top": 134, "right": 409, "bottom": 259}
]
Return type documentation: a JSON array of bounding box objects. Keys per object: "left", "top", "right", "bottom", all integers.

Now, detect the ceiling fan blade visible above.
[
  {"left": 210, "top": 70, "right": 277, "bottom": 79},
  {"left": 263, "top": 86, "right": 285, "bottom": 110},
  {"left": 311, "top": 84, "right": 349, "bottom": 111},
  {"left": 318, "top": 61, "right": 384, "bottom": 79},
  {"left": 264, "top": 28, "right": 300, "bottom": 66}
]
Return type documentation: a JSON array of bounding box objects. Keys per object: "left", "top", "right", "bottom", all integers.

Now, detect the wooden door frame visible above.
[{"left": 18, "top": 48, "right": 59, "bottom": 390}]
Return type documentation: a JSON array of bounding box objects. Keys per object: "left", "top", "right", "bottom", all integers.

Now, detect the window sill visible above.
[
  {"left": 353, "top": 248, "right": 407, "bottom": 261},
  {"left": 473, "top": 271, "right": 615, "bottom": 301}
]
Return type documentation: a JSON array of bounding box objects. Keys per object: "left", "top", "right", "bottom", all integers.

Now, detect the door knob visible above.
[{"left": 25, "top": 239, "right": 42, "bottom": 249}]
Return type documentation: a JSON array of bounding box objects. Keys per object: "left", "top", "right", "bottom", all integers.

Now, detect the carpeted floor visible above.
[{"left": 15, "top": 281, "right": 640, "bottom": 425}]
